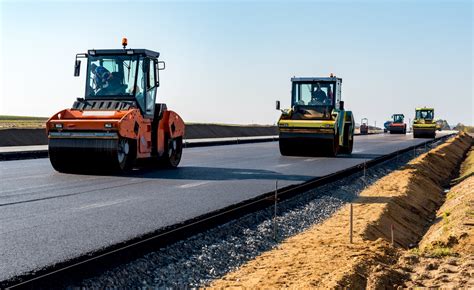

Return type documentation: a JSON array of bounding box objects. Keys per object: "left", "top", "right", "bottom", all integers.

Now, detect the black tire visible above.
[
  {"left": 339, "top": 125, "right": 353, "bottom": 155},
  {"left": 339, "top": 135, "right": 353, "bottom": 154},
  {"left": 116, "top": 138, "right": 136, "bottom": 172},
  {"left": 327, "top": 134, "right": 340, "bottom": 157},
  {"left": 161, "top": 137, "right": 183, "bottom": 168}
]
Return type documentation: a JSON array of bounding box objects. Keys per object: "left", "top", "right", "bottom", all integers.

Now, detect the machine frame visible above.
[
  {"left": 413, "top": 107, "right": 436, "bottom": 138},
  {"left": 388, "top": 114, "right": 407, "bottom": 134},
  {"left": 46, "top": 45, "right": 184, "bottom": 173},
  {"left": 276, "top": 76, "right": 354, "bottom": 156}
]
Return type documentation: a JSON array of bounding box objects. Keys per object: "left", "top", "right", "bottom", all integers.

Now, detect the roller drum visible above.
[{"left": 48, "top": 138, "right": 128, "bottom": 173}]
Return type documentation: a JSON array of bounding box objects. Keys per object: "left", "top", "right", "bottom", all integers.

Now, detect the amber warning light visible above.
[{"left": 122, "top": 37, "right": 128, "bottom": 49}]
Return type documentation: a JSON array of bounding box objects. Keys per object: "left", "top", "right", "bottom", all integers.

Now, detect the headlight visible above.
[
  {"left": 54, "top": 123, "right": 63, "bottom": 129},
  {"left": 104, "top": 123, "right": 113, "bottom": 128}
]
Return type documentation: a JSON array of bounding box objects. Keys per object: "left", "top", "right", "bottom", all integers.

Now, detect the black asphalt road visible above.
[{"left": 0, "top": 133, "right": 449, "bottom": 281}]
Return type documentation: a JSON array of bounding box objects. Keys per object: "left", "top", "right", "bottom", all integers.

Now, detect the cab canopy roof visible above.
[
  {"left": 87, "top": 49, "right": 160, "bottom": 58},
  {"left": 291, "top": 77, "right": 342, "bottom": 83},
  {"left": 416, "top": 107, "right": 434, "bottom": 111}
]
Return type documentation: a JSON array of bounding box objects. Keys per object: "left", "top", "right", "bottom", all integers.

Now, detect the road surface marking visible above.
[
  {"left": 179, "top": 181, "right": 210, "bottom": 188},
  {"left": 275, "top": 164, "right": 291, "bottom": 168},
  {"left": 75, "top": 198, "right": 133, "bottom": 211}
]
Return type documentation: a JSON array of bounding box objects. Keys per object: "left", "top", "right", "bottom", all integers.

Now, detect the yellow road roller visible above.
[
  {"left": 413, "top": 107, "right": 436, "bottom": 138},
  {"left": 275, "top": 75, "right": 354, "bottom": 156}
]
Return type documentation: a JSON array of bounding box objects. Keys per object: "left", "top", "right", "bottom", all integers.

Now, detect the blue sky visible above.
[{"left": 0, "top": 0, "right": 472, "bottom": 126}]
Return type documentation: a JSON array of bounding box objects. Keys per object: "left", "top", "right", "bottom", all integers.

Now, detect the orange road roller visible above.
[
  {"left": 359, "top": 118, "right": 369, "bottom": 135},
  {"left": 388, "top": 114, "right": 407, "bottom": 134},
  {"left": 46, "top": 39, "right": 185, "bottom": 173}
]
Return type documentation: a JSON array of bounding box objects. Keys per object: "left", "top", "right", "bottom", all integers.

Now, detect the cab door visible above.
[{"left": 144, "top": 58, "right": 158, "bottom": 117}]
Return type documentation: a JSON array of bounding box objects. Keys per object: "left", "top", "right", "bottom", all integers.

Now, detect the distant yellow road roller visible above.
[
  {"left": 413, "top": 107, "right": 436, "bottom": 138},
  {"left": 275, "top": 75, "right": 354, "bottom": 156}
]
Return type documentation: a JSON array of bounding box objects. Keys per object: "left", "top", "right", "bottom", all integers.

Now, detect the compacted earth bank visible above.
[
  {"left": 212, "top": 133, "right": 473, "bottom": 288},
  {"left": 382, "top": 143, "right": 473, "bottom": 288}
]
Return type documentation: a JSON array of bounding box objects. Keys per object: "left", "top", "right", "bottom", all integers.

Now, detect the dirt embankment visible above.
[
  {"left": 375, "top": 146, "right": 474, "bottom": 288},
  {"left": 211, "top": 133, "right": 472, "bottom": 288}
]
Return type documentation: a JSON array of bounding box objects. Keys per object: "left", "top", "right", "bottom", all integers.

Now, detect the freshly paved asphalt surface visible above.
[{"left": 0, "top": 133, "right": 449, "bottom": 281}]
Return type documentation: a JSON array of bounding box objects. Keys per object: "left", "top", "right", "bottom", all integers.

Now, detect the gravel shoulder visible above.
[{"left": 211, "top": 133, "right": 472, "bottom": 288}]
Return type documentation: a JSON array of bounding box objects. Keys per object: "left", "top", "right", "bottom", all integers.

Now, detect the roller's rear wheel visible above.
[
  {"left": 161, "top": 137, "right": 183, "bottom": 168},
  {"left": 327, "top": 134, "right": 340, "bottom": 157},
  {"left": 339, "top": 135, "right": 353, "bottom": 154},
  {"left": 116, "top": 138, "right": 135, "bottom": 172}
]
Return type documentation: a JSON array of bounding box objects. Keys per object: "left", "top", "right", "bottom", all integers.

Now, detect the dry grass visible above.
[{"left": 0, "top": 115, "right": 47, "bottom": 129}]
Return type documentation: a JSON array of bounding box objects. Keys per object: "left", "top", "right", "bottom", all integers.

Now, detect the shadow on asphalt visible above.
[
  {"left": 339, "top": 153, "right": 384, "bottom": 159},
  {"left": 129, "top": 166, "right": 314, "bottom": 182}
]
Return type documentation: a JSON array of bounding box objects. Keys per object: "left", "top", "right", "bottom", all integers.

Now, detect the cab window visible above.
[{"left": 145, "top": 59, "right": 157, "bottom": 115}]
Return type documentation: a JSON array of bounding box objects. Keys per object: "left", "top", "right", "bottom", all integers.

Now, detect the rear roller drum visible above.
[{"left": 279, "top": 139, "right": 295, "bottom": 156}]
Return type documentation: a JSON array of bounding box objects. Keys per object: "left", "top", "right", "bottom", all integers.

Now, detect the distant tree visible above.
[
  {"left": 453, "top": 123, "right": 474, "bottom": 133},
  {"left": 435, "top": 119, "right": 450, "bottom": 130}
]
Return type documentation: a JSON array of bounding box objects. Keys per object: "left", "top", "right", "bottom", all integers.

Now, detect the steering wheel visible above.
[{"left": 322, "top": 98, "right": 331, "bottom": 105}]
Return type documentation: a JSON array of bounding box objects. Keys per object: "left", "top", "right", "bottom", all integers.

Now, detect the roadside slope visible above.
[
  {"left": 211, "top": 133, "right": 472, "bottom": 288},
  {"left": 372, "top": 146, "right": 473, "bottom": 288}
]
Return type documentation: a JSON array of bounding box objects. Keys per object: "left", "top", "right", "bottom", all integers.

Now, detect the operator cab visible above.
[
  {"left": 416, "top": 109, "right": 434, "bottom": 120},
  {"left": 290, "top": 77, "right": 342, "bottom": 120},
  {"left": 392, "top": 114, "right": 404, "bottom": 123},
  {"left": 73, "top": 47, "right": 165, "bottom": 118}
]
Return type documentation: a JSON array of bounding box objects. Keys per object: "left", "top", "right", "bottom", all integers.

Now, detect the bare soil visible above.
[
  {"left": 211, "top": 133, "right": 472, "bottom": 288},
  {"left": 373, "top": 148, "right": 474, "bottom": 288}
]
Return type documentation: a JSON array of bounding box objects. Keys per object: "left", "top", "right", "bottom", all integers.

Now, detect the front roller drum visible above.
[
  {"left": 413, "top": 129, "right": 436, "bottom": 139},
  {"left": 279, "top": 134, "right": 339, "bottom": 157},
  {"left": 48, "top": 137, "right": 136, "bottom": 173}
]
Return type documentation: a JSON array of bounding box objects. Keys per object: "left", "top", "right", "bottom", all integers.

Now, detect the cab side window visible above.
[
  {"left": 148, "top": 60, "right": 156, "bottom": 89},
  {"left": 135, "top": 59, "right": 145, "bottom": 111},
  {"left": 145, "top": 59, "right": 157, "bottom": 116}
]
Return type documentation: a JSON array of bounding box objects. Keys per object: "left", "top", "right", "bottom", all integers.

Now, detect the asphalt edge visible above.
[{"left": 0, "top": 133, "right": 382, "bottom": 161}]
